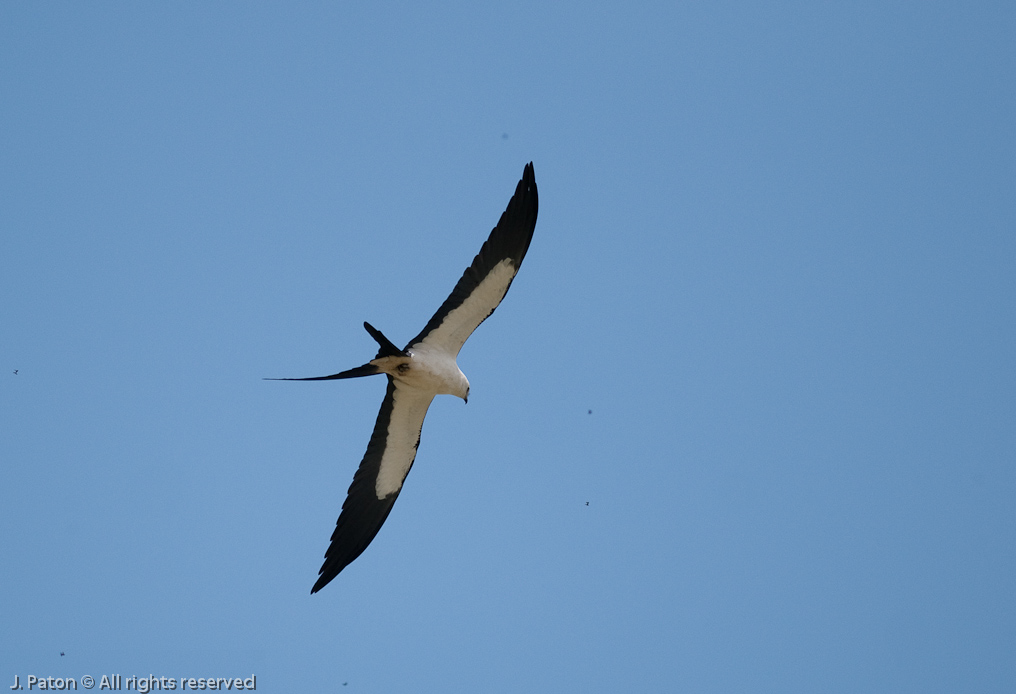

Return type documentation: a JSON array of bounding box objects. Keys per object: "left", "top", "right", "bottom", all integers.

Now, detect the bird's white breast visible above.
[{"left": 402, "top": 343, "right": 469, "bottom": 399}]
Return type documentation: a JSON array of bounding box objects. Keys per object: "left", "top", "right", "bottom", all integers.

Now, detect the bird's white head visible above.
[{"left": 455, "top": 373, "right": 470, "bottom": 403}]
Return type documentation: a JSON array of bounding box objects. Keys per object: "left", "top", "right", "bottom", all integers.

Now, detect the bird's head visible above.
[{"left": 456, "top": 376, "right": 470, "bottom": 404}]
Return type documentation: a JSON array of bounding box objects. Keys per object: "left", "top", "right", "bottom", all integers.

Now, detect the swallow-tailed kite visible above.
[{"left": 271, "top": 163, "right": 538, "bottom": 593}]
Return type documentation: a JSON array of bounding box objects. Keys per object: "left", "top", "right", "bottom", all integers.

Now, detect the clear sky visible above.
[{"left": 2, "top": 2, "right": 1014, "bottom": 692}]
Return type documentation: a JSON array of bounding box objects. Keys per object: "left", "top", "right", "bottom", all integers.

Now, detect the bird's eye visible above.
[{"left": 397, "top": 363, "right": 410, "bottom": 374}]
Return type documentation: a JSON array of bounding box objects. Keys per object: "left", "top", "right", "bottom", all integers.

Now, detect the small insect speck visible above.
[
  {"left": 587, "top": 409, "right": 592, "bottom": 414},
  {"left": 501, "top": 132, "right": 509, "bottom": 140},
  {"left": 60, "top": 652, "right": 65, "bottom": 656}
]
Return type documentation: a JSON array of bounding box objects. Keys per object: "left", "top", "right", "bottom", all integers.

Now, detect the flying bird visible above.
[{"left": 271, "top": 163, "right": 538, "bottom": 593}]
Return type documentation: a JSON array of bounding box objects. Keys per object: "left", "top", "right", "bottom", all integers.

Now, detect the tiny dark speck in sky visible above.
[{"left": 501, "top": 132, "right": 509, "bottom": 139}]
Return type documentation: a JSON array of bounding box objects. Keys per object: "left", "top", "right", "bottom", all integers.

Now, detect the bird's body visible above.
[
  {"left": 373, "top": 347, "right": 469, "bottom": 401},
  {"left": 270, "top": 163, "right": 538, "bottom": 593}
]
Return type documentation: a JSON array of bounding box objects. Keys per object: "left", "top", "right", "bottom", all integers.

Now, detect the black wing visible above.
[
  {"left": 404, "top": 162, "right": 538, "bottom": 355},
  {"left": 311, "top": 377, "right": 434, "bottom": 593}
]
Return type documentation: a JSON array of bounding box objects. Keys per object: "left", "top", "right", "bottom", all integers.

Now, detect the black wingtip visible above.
[
  {"left": 310, "top": 571, "right": 334, "bottom": 594},
  {"left": 521, "top": 162, "right": 536, "bottom": 199},
  {"left": 500, "top": 161, "right": 538, "bottom": 268}
]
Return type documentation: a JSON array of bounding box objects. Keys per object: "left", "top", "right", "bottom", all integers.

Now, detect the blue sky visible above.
[{"left": 2, "top": 2, "right": 1014, "bottom": 692}]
